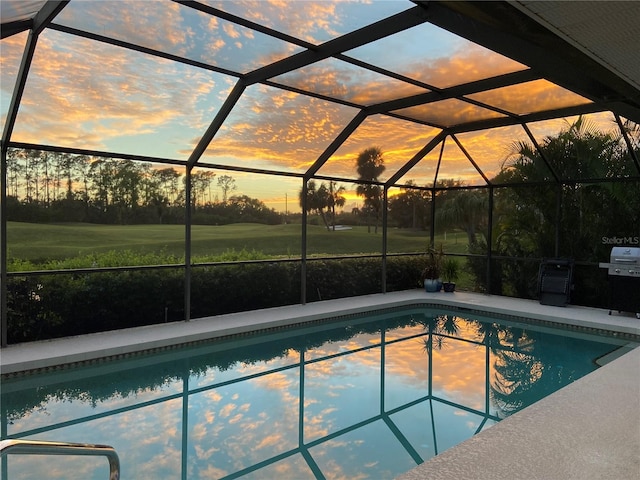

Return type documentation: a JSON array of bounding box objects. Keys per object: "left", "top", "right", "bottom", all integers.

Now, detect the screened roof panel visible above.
[
  {"left": 392, "top": 99, "right": 507, "bottom": 128},
  {"left": 465, "top": 79, "right": 592, "bottom": 116},
  {"left": 526, "top": 112, "right": 618, "bottom": 149},
  {"left": 54, "top": 0, "right": 304, "bottom": 74},
  {"left": 345, "top": 22, "right": 528, "bottom": 89},
  {"left": 394, "top": 146, "right": 442, "bottom": 189},
  {"left": 270, "top": 57, "right": 430, "bottom": 106},
  {"left": 12, "top": 29, "right": 231, "bottom": 159},
  {"left": 0, "top": 32, "right": 28, "bottom": 133},
  {"left": 317, "top": 116, "right": 441, "bottom": 181},
  {"left": 199, "top": 83, "right": 358, "bottom": 173},
  {"left": 436, "top": 137, "right": 488, "bottom": 187},
  {"left": 199, "top": 0, "right": 412, "bottom": 45},
  {"left": 455, "top": 125, "right": 539, "bottom": 183}
]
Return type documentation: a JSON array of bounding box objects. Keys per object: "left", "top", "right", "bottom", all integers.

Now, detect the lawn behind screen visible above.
[{"left": 7, "top": 221, "right": 469, "bottom": 266}]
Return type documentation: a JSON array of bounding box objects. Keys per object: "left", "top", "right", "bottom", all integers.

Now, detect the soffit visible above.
[
  {"left": 513, "top": 1, "right": 640, "bottom": 92},
  {"left": 0, "top": 0, "right": 47, "bottom": 38}
]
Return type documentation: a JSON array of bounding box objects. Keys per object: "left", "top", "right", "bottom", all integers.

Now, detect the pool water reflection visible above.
[{"left": 0, "top": 307, "right": 627, "bottom": 479}]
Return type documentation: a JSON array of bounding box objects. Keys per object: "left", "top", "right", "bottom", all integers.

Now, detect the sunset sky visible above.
[{"left": 0, "top": 0, "right": 620, "bottom": 211}]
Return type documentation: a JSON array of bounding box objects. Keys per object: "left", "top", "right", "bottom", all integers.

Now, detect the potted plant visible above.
[
  {"left": 442, "top": 257, "right": 460, "bottom": 292},
  {"left": 421, "top": 245, "right": 443, "bottom": 292}
]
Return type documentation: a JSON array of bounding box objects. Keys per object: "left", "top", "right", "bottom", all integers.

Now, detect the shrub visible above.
[{"left": 6, "top": 255, "right": 423, "bottom": 344}]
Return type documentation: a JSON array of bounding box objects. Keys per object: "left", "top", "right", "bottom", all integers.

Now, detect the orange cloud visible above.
[
  {"left": 412, "top": 42, "right": 525, "bottom": 89},
  {"left": 466, "top": 79, "right": 591, "bottom": 116},
  {"left": 223, "top": 23, "right": 242, "bottom": 39},
  {"left": 219, "top": 402, "right": 237, "bottom": 418},
  {"left": 272, "top": 57, "right": 430, "bottom": 106},
  {"left": 9, "top": 30, "right": 221, "bottom": 151},
  {"left": 200, "top": 86, "right": 358, "bottom": 172},
  {"left": 317, "top": 115, "right": 443, "bottom": 180},
  {"left": 233, "top": 0, "right": 340, "bottom": 44},
  {"left": 255, "top": 434, "right": 282, "bottom": 449}
]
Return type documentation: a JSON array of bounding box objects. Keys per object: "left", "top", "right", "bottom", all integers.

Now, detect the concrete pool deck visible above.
[
  {"left": 1, "top": 290, "right": 639, "bottom": 479},
  {"left": 1, "top": 290, "right": 638, "bottom": 375}
]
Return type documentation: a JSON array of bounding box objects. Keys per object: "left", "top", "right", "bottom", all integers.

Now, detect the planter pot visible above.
[
  {"left": 424, "top": 278, "right": 442, "bottom": 292},
  {"left": 443, "top": 282, "right": 456, "bottom": 292}
]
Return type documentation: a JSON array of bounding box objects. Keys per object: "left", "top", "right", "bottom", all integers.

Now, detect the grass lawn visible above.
[{"left": 6, "top": 221, "right": 469, "bottom": 265}]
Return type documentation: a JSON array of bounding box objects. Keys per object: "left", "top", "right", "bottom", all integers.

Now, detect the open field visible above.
[{"left": 7, "top": 221, "right": 469, "bottom": 264}]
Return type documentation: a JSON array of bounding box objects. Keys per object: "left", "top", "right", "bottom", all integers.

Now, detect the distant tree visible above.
[
  {"left": 327, "top": 181, "right": 346, "bottom": 230},
  {"left": 74, "top": 155, "right": 92, "bottom": 208},
  {"left": 22, "top": 149, "right": 41, "bottom": 203},
  {"left": 190, "top": 170, "right": 216, "bottom": 209},
  {"left": 153, "top": 167, "right": 181, "bottom": 205},
  {"left": 355, "top": 147, "right": 385, "bottom": 233},
  {"left": 388, "top": 181, "right": 430, "bottom": 229},
  {"left": 58, "top": 153, "right": 79, "bottom": 201},
  {"left": 435, "top": 180, "right": 487, "bottom": 247},
  {"left": 227, "top": 194, "right": 280, "bottom": 224},
  {"left": 6, "top": 149, "right": 22, "bottom": 198},
  {"left": 39, "top": 151, "right": 53, "bottom": 206},
  {"left": 217, "top": 174, "right": 237, "bottom": 203},
  {"left": 299, "top": 180, "right": 332, "bottom": 231}
]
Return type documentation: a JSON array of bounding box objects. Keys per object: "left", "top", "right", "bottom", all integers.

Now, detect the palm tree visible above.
[
  {"left": 299, "top": 180, "right": 332, "bottom": 231},
  {"left": 355, "top": 147, "right": 385, "bottom": 233},
  {"left": 436, "top": 182, "right": 487, "bottom": 247},
  {"left": 327, "top": 180, "right": 346, "bottom": 230},
  {"left": 481, "top": 116, "right": 639, "bottom": 303}
]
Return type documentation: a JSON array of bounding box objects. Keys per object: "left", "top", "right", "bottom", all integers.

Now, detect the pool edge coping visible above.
[
  {"left": 2, "top": 290, "right": 639, "bottom": 376},
  {"left": 394, "top": 340, "right": 640, "bottom": 480}
]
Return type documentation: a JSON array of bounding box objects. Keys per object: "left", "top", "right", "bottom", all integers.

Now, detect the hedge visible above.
[{"left": 6, "top": 256, "right": 424, "bottom": 344}]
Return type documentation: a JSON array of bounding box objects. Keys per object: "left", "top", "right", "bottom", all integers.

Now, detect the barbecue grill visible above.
[{"left": 599, "top": 246, "right": 640, "bottom": 318}]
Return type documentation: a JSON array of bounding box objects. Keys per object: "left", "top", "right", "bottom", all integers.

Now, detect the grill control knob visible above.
[{"left": 615, "top": 268, "right": 621, "bottom": 273}]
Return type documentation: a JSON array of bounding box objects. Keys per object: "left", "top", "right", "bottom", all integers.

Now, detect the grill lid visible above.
[
  {"left": 610, "top": 246, "right": 640, "bottom": 263},
  {"left": 602, "top": 246, "right": 640, "bottom": 277}
]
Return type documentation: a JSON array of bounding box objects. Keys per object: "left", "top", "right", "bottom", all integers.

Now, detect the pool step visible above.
[{"left": 595, "top": 344, "right": 639, "bottom": 366}]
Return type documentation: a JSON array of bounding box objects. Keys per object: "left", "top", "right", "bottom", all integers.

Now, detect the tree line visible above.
[
  {"left": 5, "top": 150, "right": 281, "bottom": 225},
  {"left": 6, "top": 117, "right": 639, "bottom": 255}
]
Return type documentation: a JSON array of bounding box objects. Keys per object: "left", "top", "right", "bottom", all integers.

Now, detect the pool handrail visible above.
[{"left": 0, "top": 439, "right": 120, "bottom": 480}]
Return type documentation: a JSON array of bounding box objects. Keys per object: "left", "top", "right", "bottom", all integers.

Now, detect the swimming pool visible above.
[{"left": 0, "top": 305, "right": 631, "bottom": 479}]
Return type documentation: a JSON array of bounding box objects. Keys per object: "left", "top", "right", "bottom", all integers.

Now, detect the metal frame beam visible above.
[
  {"left": 386, "top": 131, "right": 448, "bottom": 187},
  {"left": 420, "top": 1, "right": 640, "bottom": 123},
  {"left": 243, "top": 6, "right": 429, "bottom": 85},
  {"left": 1, "top": 1, "right": 69, "bottom": 348},
  {"left": 187, "top": 79, "right": 246, "bottom": 169},
  {"left": 304, "top": 111, "right": 368, "bottom": 180}
]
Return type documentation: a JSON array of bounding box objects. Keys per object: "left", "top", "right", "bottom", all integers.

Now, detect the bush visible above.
[{"left": 6, "top": 256, "right": 423, "bottom": 344}]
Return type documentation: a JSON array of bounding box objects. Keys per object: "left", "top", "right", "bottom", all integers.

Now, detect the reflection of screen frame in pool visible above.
[{"left": 1, "top": 305, "right": 629, "bottom": 480}]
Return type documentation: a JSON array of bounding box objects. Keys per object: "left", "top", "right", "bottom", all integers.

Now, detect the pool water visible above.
[{"left": 0, "top": 307, "right": 628, "bottom": 479}]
